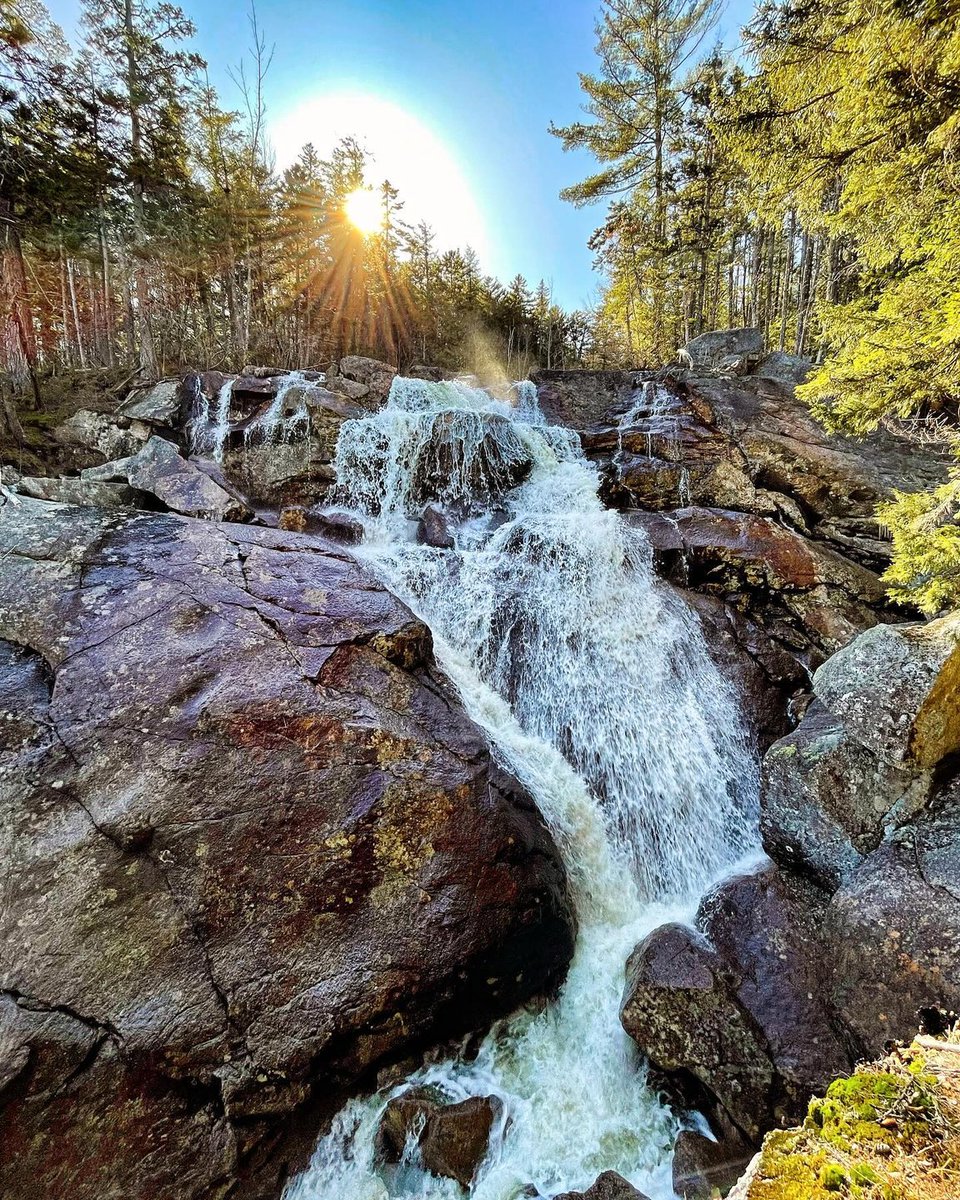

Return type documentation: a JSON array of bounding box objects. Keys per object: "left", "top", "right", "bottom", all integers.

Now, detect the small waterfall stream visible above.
[{"left": 287, "top": 377, "right": 759, "bottom": 1200}]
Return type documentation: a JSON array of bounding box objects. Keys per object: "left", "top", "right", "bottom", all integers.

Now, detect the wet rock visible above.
[
  {"left": 417, "top": 504, "right": 455, "bottom": 549},
  {"left": 52, "top": 408, "right": 147, "bottom": 466},
  {"left": 110, "top": 436, "right": 251, "bottom": 521},
  {"left": 673, "top": 1129, "right": 753, "bottom": 1200},
  {"left": 812, "top": 611, "right": 960, "bottom": 768},
  {"left": 622, "top": 865, "right": 851, "bottom": 1142},
  {"left": 118, "top": 379, "right": 182, "bottom": 424},
  {"left": 679, "top": 327, "right": 764, "bottom": 370},
  {"left": 531, "top": 369, "right": 640, "bottom": 428},
  {"left": 14, "top": 475, "right": 140, "bottom": 510},
  {"left": 279, "top": 504, "right": 310, "bottom": 532},
  {"left": 762, "top": 705, "right": 933, "bottom": 890},
  {"left": 0, "top": 640, "right": 51, "bottom": 751},
  {"left": 377, "top": 1088, "right": 501, "bottom": 1188},
  {"left": 555, "top": 1169, "right": 651, "bottom": 1199},
  {"left": 630, "top": 506, "right": 888, "bottom": 665},
  {"left": 679, "top": 589, "right": 808, "bottom": 751},
  {"left": 0, "top": 498, "right": 574, "bottom": 1200},
  {"left": 311, "top": 510, "right": 365, "bottom": 543},
  {"left": 336, "top": 355, "right": 396, "bottom": 405}
]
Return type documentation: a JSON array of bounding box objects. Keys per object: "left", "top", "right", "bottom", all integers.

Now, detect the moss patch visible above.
[{"left": 744, "top": 1038, "right": 960, "bottom": 1200}]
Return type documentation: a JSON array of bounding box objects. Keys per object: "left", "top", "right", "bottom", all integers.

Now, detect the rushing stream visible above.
[{"left": 286, "top": 377, "right": 760, "bottom": 1200}]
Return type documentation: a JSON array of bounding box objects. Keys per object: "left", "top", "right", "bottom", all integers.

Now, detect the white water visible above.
[
  {"left": 189, "top": 371, "right": 322, "bottom": 462},
  {"left": 244, "top": 369, "right": 317, "bottom": 448},
  {"left": 288, "top": 377, "right": 759, "bottom": 1200}
]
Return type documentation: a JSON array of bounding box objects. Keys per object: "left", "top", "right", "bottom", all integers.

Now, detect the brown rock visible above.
[
  {"left": 823, "top": 772, "right": 960, "bottom": 1054},
  {"left": 377, "top": 1088, "right": 501, "bottom": 1188},
  {"left": 673, "top": 1129, "right": 753, "bottom": 1200},
  {"left": 0, "top": 498, "right": 574, "bottom": 1200},
  {"left": 622, "top": 865, "right": 852, "bottom": 1142},
  {"left": 417, "top": 504, "right": 455, "bottom": 549},
  {"left": 555, "top": 1169, "right": 651, "bottom": 1199}
]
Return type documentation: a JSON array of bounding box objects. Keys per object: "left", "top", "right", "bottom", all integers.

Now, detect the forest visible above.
[{"left": 2, "top": 0, "right": 960, "bottom": 606}]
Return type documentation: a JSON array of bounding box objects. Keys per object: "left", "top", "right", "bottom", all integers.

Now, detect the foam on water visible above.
[{"left": 287, "top": 375, "right": 759, "bottom": 1200}]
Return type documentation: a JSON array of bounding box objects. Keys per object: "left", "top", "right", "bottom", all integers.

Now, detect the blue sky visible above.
[{"left": 45, "top": 0, "right": 755, "bottom": 311}]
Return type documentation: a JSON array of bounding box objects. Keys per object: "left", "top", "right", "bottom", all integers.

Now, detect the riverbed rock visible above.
[
  {"left": 673, "top": 1129, "right": 753, "bottom": 1200},
  {"left": 377, "top": 1088, "right": 501, "bottom": 1187},
  {"left": 621, "top": 865, "right": 851, "bottom": 1143},
  {"left": 822, "top": 772, "right": 960, "bottom": 1054},
  {"left": 0, "top": 498, "right": 574, "bottom": 1200},
  {"left": 555, "top": 1171, "right": 651, "bottom": 1200},
  {"left": 628, "top": 506, "right": 887, "bottom": 665},
  {"left": 13, "top": 474, "right": 141, "bottom": 510},
  {"left": 812, "top": 611, "right": 960, "bottom": 768},
  {"left": 417, "top": 504, "right": 455, "bottom": 549},
  {"left": 678, "top": 589, "right": 808, "bottom": 751},
  {"left": 121, "top": 435, "right": 253, "bottom": 521}
]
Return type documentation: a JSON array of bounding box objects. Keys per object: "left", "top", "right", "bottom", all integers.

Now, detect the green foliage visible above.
[{"left": 879, "top": 472, "right": 960, "bottom": 614}]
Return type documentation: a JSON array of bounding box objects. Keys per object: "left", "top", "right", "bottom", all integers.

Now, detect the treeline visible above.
[
  {"left": 559, "top": 0, "right": 960, "bottom": 612},
  {"left": 553, "top": 5, "right": 858, "bottom": 366},
  {"left": 0, "top": 0, "right": 592, "bottom": 400}
]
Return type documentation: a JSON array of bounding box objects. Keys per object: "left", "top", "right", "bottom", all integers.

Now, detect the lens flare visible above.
[{"left": 344, "top": 188, "right": 383, "bottom": 234}]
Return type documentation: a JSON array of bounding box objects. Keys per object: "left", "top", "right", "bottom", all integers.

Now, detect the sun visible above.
[
  {"left": 270, "top": 92, "right": 489, "bottom": 261},
  {"left": 344, "top": 188, "right": 384, "bottom": 235}
]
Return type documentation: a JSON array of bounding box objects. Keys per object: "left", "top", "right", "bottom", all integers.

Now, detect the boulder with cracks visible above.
[{"left": 0, "top": 497, "right": 574, "bottom": 1200}]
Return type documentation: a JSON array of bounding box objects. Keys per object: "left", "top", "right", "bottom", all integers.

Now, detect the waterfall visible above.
[
  {"left": 244, "top": 369, "right": 316, "bottom": 448},
  {"left": 187, "top": 376, "right": 235, "bottom": 461},
  {"left": 189, "top": 371, "right": 321, "bottom": 463},
  {"left": 287, "top": 376, "right": 759, "bottom": 1200}
]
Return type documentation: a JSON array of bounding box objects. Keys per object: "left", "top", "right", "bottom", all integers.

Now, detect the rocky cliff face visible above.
[{"left": 0, "top": 498, "right": 574, "bottom": 1200}]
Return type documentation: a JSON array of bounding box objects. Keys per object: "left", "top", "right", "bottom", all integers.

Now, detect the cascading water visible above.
[
  {"left": 288, "top": 376, "right": 759, "bottom": 1200},
  {"left": 244, "top": 369, "right": 317, "bottom": 448}
]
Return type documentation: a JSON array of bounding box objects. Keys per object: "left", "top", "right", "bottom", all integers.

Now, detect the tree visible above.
[{"left": 552, "top": 0, "right": 721, "bottom": 360}]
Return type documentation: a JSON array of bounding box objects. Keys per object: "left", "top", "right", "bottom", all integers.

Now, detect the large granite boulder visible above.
[
  {"left": 0, "top": 499, "right": 574, "bottom": 1200},
  {"left": 624, "top": 608, "right": 960, "bottom": 1167},
  {"left": 761, "top": 706, "right": 933, "bottom": 890},
  {"left": 52, "top": 408, "right": 148, "bottom": 469},
  {"left": 13, "top": 474, "right": 140, "bottom": 510},
  {"left": 125, "top": 435, "right": 252, "bottom": 521},
  {"left": 678, "top": 328, "right": 764, "bottom": 370},
  {"left": 118, "top": 378, "right": 183, "bottom": 425},
  {"left": 812, "top": 611, "right": 960, "bottom": 768},
  {"left": 822, "top": 774, "right": 960, "bottom": 1054}
]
